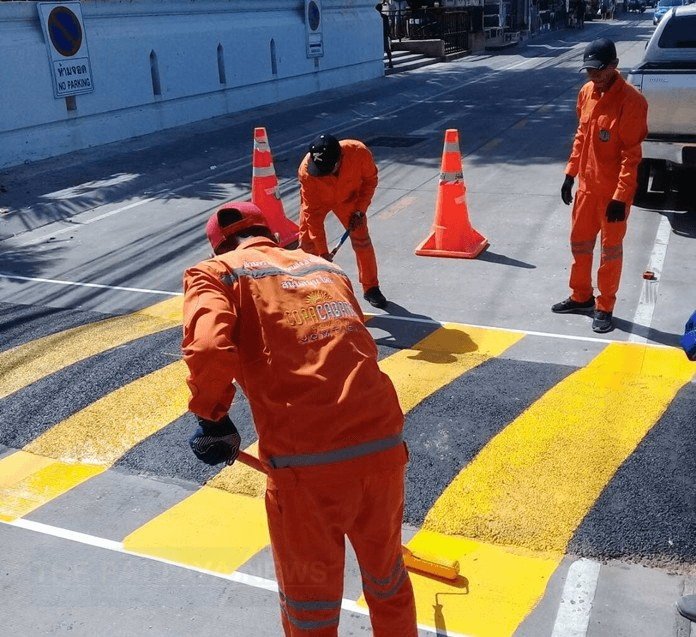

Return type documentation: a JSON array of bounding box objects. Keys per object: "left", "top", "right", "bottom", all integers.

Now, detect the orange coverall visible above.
[
  {"left": 565, "top": 71, "right": 648, "bottom": 313},
  {"left": 182, "top": 237, "right": 417, "bottom": 637},
  {"left": 298, "top": 140, "right": 380, "bottom": 293}
]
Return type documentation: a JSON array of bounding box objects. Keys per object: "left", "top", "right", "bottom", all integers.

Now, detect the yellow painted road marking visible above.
[
  {"left": 208, "top": 441, "right": 266, "bottom": 497},
  {"left": 0, "top": 451, "right": 103, "bottom": 522},
  {"left": 0, "top": 360, "right": 189, "bottom": 520},
  {"left": 0, "top": 295, "right": 182, "bottom": 400},
  {"left": 119, "top": 324, "right": 523, "bottom": 575},
  {"left": 402, "top": 342, "right": 695, "bottom": 637},
  {"left": 123, "top": 486, "right": 270, "bottom": 574},
  {"left": 378, "top": 323, "right": 524, "bottom": 413}
]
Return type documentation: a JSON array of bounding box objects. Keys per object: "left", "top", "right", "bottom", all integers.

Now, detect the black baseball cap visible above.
[
  {"left": 580, "top": 38, "right": 617, "bottom": 71},
  {"left": 308, "top": 134, "right": 341, "bottom": 176}
]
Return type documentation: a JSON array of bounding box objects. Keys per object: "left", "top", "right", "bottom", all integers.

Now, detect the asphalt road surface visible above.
[{"left": 1, "top": 11, "right": 695, "bottom": 637}]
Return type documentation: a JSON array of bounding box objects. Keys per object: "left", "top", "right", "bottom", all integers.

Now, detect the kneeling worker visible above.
[
  {"left": 298, "top": 133, "right": 388, "bottom": 309},
  {"left": 182, "top": 202, "right": 418, "bottom": 637}
]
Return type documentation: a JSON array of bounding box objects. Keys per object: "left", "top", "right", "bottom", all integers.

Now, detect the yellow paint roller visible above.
[{"left": 236, "top": 450, "right": 461, "bottom": 581}]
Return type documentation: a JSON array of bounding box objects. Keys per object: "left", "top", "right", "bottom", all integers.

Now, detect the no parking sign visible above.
[{"left": 38, "top": 2, "right": 94, "bottom": 98}]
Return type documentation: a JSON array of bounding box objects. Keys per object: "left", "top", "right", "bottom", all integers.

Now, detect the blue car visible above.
[{"left": 653, "top": 0, "right": 686, "bottom": 24}]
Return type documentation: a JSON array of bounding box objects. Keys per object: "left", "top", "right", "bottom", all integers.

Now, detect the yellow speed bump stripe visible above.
[
  {"left": 0, "top": 295, "right": 183, "bottom": 400},
  {"left": 0, "top": 451, "right": 103, "bottom": 522},
  {"left": 378, "top": 323, "right": 524, "bottom": 414},
  {"left": 403, "top": 342, "right": 695, "bottom": 637},
  {"left": 208, "top": 441, "right": 266, "bottom": 497},
  {"left": 119, "top": 324, "right": 522, "bottom": 575},
  {"left": 123, "top": 486, "right": 270, "bottom": 574},
  {"left": 0, "top": 360, "right": 189, "bottom": 521}
]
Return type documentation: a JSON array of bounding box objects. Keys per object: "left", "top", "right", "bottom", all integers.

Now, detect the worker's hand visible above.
[
  {"left": 348, "top": 212, "right": 365, "bottom": 231},
  {"left": 189, "top": 415, "right": 241, "bottom": 466},
  {"left": 561, "top": 175, "right": 574, "bottom": 205},
  {"left": 606, "top": 200, "right": 626, "bottom": 223},
  {"left": 321, "top": 252, "right": 334, "bottom": 262}
]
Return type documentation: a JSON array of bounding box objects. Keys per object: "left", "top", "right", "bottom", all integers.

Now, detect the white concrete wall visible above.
[{"left": 0, "top": 0, "right": 383, "bottom": 169}]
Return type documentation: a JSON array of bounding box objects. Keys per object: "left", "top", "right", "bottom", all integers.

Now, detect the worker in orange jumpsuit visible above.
[
  {"left": 552, "top": 38, "right": 648, "bottom": 333},
  {"left": 182, "top": 202, "right": 417, "bottom": 637},
  {"left": 298, "top": 134, "right": 388, "bottom": 310}
]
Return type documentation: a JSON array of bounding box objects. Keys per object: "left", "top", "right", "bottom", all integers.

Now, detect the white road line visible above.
[
  {"left": 550, "top": 558, "right": 601, "bottom": 637},
  {"left": 0, "top": 273, "right": 180, "bottom": 296},
  {"left": 5, "top": 518, "right": 467, "bottom": 636},
  {"left": 366, "top": 313, "right": 676, "bottom": 348},
  {"left": 629, "top": 214, "right": 672, "bottom": 344}
]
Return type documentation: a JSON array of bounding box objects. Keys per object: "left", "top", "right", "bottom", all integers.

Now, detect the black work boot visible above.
[
  {"left": 364, "top": 286, "right": 388, "bottom": 309},
  {"left": 592, "top": 310, "right": 614, "bottom": 333},
  {"left": 551, "top": 296, "right": 595, "bottom": 314}
]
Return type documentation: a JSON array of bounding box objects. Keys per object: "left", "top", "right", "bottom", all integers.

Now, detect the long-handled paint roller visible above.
[
  {"left": 328, "top": 227, "right": 350, "bottom": 260},
  {"left": 236, "top": 450, "right": 461, "bottom": 581}
]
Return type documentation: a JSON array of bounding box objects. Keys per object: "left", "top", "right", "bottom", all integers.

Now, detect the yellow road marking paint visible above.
[
  {"left": 123, "top": 486, "right": 270, "bottom": 574},
  {"left": 208, "top": 442, "right": 266, "bottom": 498},
  {"left": 0, "top": 451, "right": 103, "bottom": 521},
  {"left": 408, "top": 532, "right": 558, "bottom": 637},
  {"left": 379, "top": 323, "right": 524, "bottom": 413},
  {"left": 0, "top": 360, "right": 189, "bottom": 521},
  {"left": 408, "top": 342, "right": 695, "bottom": 636},
  {"left": 119, "top": 324, "right": 522, "bottom": 576},
  {"left": 0, "top": 296, "right": 183, "bottom": 400},
  {"left": 25, "top": 361, "right": 190, "bottom": 464}
]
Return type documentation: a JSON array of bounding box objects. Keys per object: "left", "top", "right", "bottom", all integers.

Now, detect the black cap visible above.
[
  {"left": 580, "top": 38, "right": 617, "bottom": 71},
  {"left": 308, "top": 134, "right": 341, "bottom": 176}
]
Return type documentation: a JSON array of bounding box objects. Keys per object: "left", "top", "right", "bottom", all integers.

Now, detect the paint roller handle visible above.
[{"left": 237, "top": 450, "right": 269, "bottom": 475}]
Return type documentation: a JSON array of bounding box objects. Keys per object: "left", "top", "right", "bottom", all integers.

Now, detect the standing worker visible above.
[
  {"left": 298, "top": 133, "right": 388, "bottom": 310},
  {"left": 552, "top": 38, "right": 648, "bottom": 333},
  {"left": 376, "top": 3, "right": 394, "bottom": 69},
  {"left": 182, "top": 202, "right": 418, "bottom": 637}
]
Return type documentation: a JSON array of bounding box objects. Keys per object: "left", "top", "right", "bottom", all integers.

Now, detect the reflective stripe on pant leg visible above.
[
  {"left": 568, "top": 190, "right": 602, "bottom": 302},
  {"left": 265, "top": 479, "right": 356, "bottom": 637},
  {"left": 278, "top": 591, "right": 341, "bottom": 633},
  {"left": 347, "top": 466, "right": 418, "bottom": 637},
  {"left": 360, "top": 553, "right": 409, "bottom": 599},
  {"left": 596, "top": 210, "right": 629, "bottom": 313}
]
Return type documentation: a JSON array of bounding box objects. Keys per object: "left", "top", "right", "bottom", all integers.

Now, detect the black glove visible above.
[
  {"left": 189, "top": 415, "right": 241, "bottom": 466},
  {"left": 606, "top": 200, "right": 626, "bottom": 223},
  {"left": 561, "top": 175, "right": 574, "bottom": 205}
]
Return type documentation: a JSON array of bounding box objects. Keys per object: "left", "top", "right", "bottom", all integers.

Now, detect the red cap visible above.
[{"left": 206, "top": 202, "right": 270, "bottom": 253}]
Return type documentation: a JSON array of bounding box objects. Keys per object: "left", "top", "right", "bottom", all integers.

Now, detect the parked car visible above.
[
  {"left": 652, "top": 0, "right": 686, "bottom": 24},
  {"left": 627, "top": 5, "right": 696, "bottom": 197}
]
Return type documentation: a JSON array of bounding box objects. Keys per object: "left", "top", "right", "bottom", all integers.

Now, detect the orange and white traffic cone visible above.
[
  {"left": 415, "top": 129, "right": 488, "bottom": 259},
  {"left": 251, "top": 127, "right": 299, "bottom": 248}
]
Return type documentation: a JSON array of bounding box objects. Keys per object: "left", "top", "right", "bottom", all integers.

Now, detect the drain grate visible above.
[{"left": 365, "top": 136, "right": 427, "bottom": 148}]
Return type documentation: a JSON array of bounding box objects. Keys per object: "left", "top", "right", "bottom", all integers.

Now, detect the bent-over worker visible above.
[
  {"left": 298, "top": 133, "right": 388, "bottom": 310},
  {"left": 182, "top": 202, "right": 418, "bottom": 637}
]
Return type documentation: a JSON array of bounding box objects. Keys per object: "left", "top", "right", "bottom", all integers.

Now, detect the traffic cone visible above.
[
  {"left": 251, "top": 127, "right": 299, "bottom": 248},
  {"left": 415, "top": 129, "right": 488, "bottom": 259}
]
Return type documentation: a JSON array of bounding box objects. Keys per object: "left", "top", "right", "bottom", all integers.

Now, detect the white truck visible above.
[{"left": 626, "top": 5, "right": 696, "bottom": 199}]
